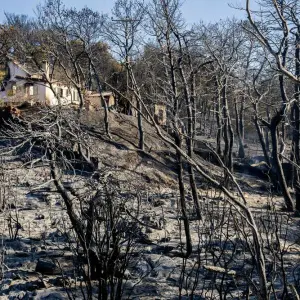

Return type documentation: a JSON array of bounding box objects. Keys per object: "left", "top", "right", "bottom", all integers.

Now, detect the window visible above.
[
  {"left": 73, "top": 90, "right": 78, "bottom": 101},
  {"left": 26, "top": 84, "right": 37, "bottom": 96},
  {"left": 66, "top": 89, "right": 70, "bottom": 97},
  {"left": 158, "top": 109, "right": 164, "bottom": 122},
  {"left": 29, "top": 85, "right": 34, "bottom": 96},
  {"left": 59, "top": 88, "right": 64, "bottom": 98},
  {"left": 34, "top": 85, "right": 38, "bottom": 95},
  {"left": 12, "top": 85, "right": 16, "bottom": 95}
]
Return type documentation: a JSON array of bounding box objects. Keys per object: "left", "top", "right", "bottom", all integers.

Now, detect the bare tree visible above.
[
  {"left": 145, "top": 0, "right": 195, "bottom": 256},
  {"left": 35, "top": 0, "right": 88, "bottom": 111},
  {"left": 0, "top": 108, "right": 142, "bottom": 299},
  {"left": 66, "top": 7, "right": 112, "bottom": 137},
  {"left": 103, "top": 0, "right": 146, "bottom": 150},
  {"left": 199, "top": 19, "right": 245, "bottom": 185},
  {"left": 244, "top": 0, "right": 300, "bottom": 211}
]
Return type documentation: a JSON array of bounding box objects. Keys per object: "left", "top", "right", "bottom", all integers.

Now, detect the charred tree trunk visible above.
[
  {"left": 221, "top": 77, "right": 234, "bottom": 187},
  {"left": 48, "top": 150, "right": 95, "bottom": 296},
  {"left": 175, "top": 133, "right": 193, "bottom": 257},
  {"left": 137, "top": 96, "right": 144, "bottom": 151},
  {"left": 189, "top": 77, "right": 201, "bottom": 220},
  {"left": 185, "top": 96, "right": 201, "bottom": 219},
  {"left": 253, "top": 102, "right": 272, "bottom": 168},
  {"left": 175, "top": 39, "right": 201, "bottom": 220},
  {"left": 128, "top": 67, "right": 145, "bottom": 151},
  {"left": 268, "top": 74, "right": 295, "bottom": 211},
  {"left": 270, "top": 117, "right": 294, "bottom": 211},
  {"left": 292, "top": 32, "right": 300, "bottom": 211},
  {"left": 90, "top": 61, "right": 110, "bottom": 138},
  {"left": 215, "top": 80, "right": 222, "bottom": 157},
  {"left": 235, "top": 97, "right": 245, "bottom": 159},
  {"left": 254, "top": 117, "right": 271, "bottom": 168},
  {"left": 161, "top": 30, "right": 193, "bottom": 257},
  {"left": 265, "top": 107, "right": 271, "bottom": 154}
]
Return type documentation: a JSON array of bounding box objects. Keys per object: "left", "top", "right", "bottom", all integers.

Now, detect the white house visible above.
[{"left": 0, "top": 58, "right": 80, "bottom": 106}]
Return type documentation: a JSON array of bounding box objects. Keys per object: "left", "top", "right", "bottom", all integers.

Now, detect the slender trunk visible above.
[
  {"left": 210, "top": 104, "right": 214, "bottom": 137},
  {"left": 137, "top": 97, "right": 144, "bottom": 150},
  {"left": 49, "top": 151, "right": 85, "bottom": 245},
  {"left": 202, "top": 100, "right": 207, "bottom": 133},
  {"left": 127, "top": 64, "right": 144, "bottom": 150},
  {"left": 199, "top": 101, "right": 203, "bottom": 131},
  {"left": 293, "top": 32, "right": 300, "bottom": 211},
  {"left": 222, "top": 80, "right": 229, "bottom": 164},
  {"left": 270, "top": 121, "right": 295, "bottom": 211},
  {"left": 281, "top": 121, "right": 285, "bottom": 142},
  {"left": 175, "top": 133, "right": 193, "bottom": 257},
  {"left": 49, "top": 150, "right": 98, "bottom": 291},
  {"left": 239, "top": 97, "right": 245, "bottom": 141},
  {"left": 90, "top": 61, "right": 110, "bottom": 137},
  {"left": 221, "top": 77, "right": 234, "bottom": 186},
  {"left": 253, "top": 114, "right": 280, "bottom": 190},
  {"left": 235, "top": 98, "right": 245, "bottom": 159},
  {"left": 207, "top": 104, "right": 211, "bottom": 134},
  {"left": 190, "top": 74, "right": 201, "bottom": 219},
  {"left": 254, "top": 117, "right": 271, "bottom": 168},
  {"left": 161, "top": 32, "right": 192, "bottom": 256},
  {"left": 176, "top": 43, "right": 201, "bottom": 219},
  {"left": 186, "top": 95, "right": 201, "bottom": 219},
  {"left": 215, "top": 80, "right": 222, "bottom": 156},
  {"left": 253, "top": 102, "right": 271, "bottom": 168},
  {"left": 275, "top": 74, "right": 295, "bottom": 211}
]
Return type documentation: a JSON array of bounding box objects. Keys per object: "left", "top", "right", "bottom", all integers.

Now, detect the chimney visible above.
[{"left": 42, "top": 60, "right": 50, "bottom": 81}]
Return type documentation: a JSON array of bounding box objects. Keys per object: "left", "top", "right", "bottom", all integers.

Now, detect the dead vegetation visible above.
[
  {"left": 0, "top": 108, "right": 298, "bottom": 299},
  {"left": 1, "top": 0, "right": 300, "bottom": 299}
]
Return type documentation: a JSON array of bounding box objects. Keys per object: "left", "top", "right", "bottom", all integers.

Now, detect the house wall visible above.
[
  {"left": 44, "top": 84, "right": 56, "bottom": 106},
  {"left": 38, "top": 84, "right": 48, "bottom": 104},
  {"left": 85, "top": 94, "right": 115, "bottom": 111},
  {"left": 154, "top": 104, "right": 167, "bottom": 125},
  {"left": 35, "top": 83, "right": 80, "bottom": 106},
  {"left": 9, "top": 62, "right": 28, "bottom": 80},
  {"left": 4, "top": 63, "right": 29, "bottom": 99},
  {"left": 0, "top": 62, "right": 44, "bottom": 104},
  {"left": 44, "top": 84, "right": 80, "bottom": 106}
]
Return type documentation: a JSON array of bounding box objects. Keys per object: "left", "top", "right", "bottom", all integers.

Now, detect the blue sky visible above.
[{"left": 0, "top": 0, "right": 249, "bottom": 24}]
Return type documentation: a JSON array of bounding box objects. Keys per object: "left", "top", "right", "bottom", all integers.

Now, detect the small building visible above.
[
  {"left": 0, "top": 57, "right": 80, "bottom": 106},
  {"left": 154, "top": 104, "right": 167, "bottom": 125},
  {"left": 85, "top": 91, "right": 115, "bottom": 111}
]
